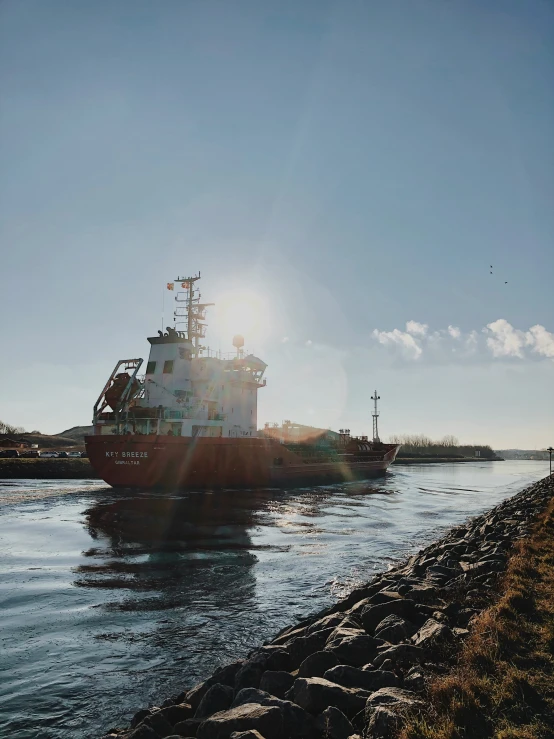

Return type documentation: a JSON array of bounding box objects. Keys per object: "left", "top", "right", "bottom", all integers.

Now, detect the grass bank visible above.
[
  {"left": 0, "top": 458, "right": 98, "bottom": 479},
  {"left": 400, "top": 483, "right": 554, "bottom": 739}
]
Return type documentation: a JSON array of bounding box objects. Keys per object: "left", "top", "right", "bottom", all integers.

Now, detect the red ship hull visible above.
[{"left": 85, "top": 435, "right": 400, "bottom": 490}]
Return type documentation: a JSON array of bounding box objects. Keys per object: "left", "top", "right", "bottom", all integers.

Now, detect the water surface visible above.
[{"left": 0, "top": 461, "right": 548, "bottom": 738}]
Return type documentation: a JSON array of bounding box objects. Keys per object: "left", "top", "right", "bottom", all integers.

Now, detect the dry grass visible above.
[{"left": 399, "top": 493, "right": 554, "bottom": 739}]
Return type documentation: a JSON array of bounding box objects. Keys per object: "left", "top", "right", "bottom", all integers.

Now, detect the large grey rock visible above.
[
  {"left": 289, "top": 677, "right": 368, "bottom": 718},
  {"left": 367, "top": 590, "right": 404, "bottom": 606},
  {"left": 402, "top": 585, "right": 440, "bottom": 604},
  {"left": 233, "top": 647, "right": 290, "bottom": 692},
  {"left": 173, "top": 717, "right": 203, "bottom": 736},
  {"left": 197, "top": 703, "right": 283, "bottom": 739},
  {"left": 323, "top": 665, "right": 399, "bottom": 692},
  {"left": 259, "top": 670, "right": 295, "bottom": 699},
  {"left": 366, "top": 687, "right": 425, "bottom": 709},
  {"left": 345, "top": 597, "right": 373, "bottom": 618},
  {"left": 326, "top": 631, "right": 381, "bottom": 667},
  {"left": 412, "top": 619, "right": 453, "bottom": 649},
  {"left": 249, "top": 647, "right": 291, "bottom": 672},
  {"left": 305, "top": 613, "right": 344, "bottom": 635},
  {"left": 286, "top": 628, "right": 336, "bottom": 666},
  {"left": 373, "top": 644, "right": 426, "bottom": 668},
  {"left": 235, "top": 663, "right": 264, "bottom": 692},
  {"left": 187, "top": 661, "right": 243, "bottom": 710},
  {"left": 130, "top": 708, "right": 153, "bottom": 729},
  {"left": 403, "top": 670, "right": 425, "bottom": 693},
  {"left": 231, "top": 688, "right": 316, "bottom": 738},
  {"left": 361, "top": 600, "right": 416, "bottom": 634},
  {"left": 338, "top": 614, "right": 363, "bottom": 630},
  {"left": 159, "top": 702, "right": 193, "bottom": 726},
  {"left": 374, "top": 615, "right": 412, "bottom": 643},
  {"left": 315, "top": 706, "right": 354, "bottom": 739},
  {"left": 195, "top": 683, "right": 234, "bottom": 719},
  {"left": 298, "top": 651, "right": 340, "bottom": 678},
  {"left": 128, "top": 724, "right": 158, "bottom": 739},
  {"left": 140, "top": 710, "right": 173, "bottom": 736},
  {"left": 272, "top": 625, "right": 307, "bottom": 646},
  {"left": 327, "top": 627, "right": 366, "bottom": 643},
  {"left": 364, "top": 706, "right": 402, "bottom": 738}
]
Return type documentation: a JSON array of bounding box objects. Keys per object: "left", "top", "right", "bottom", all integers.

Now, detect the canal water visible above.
[{"left": 0, "top": 461, "right": 548, "bottom": 738}]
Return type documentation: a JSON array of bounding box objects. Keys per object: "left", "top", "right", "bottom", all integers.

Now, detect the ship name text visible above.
[{"left": 105, "top": 451, "right": 149, "bottom": 458}]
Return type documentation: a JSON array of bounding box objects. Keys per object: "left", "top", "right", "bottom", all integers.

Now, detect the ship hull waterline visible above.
[{"left": 85, "top": 435, "right": 400, "bottom": 490}]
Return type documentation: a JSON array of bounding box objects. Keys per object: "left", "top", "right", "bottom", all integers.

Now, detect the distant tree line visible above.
[
  {"left": 0, "top": 420, "right": 27, "bottom": 435},
  {"left": 0, "top": 420, "right": 42, "bottom": 436},
  {"left": 388, "top": 434, "right": 497, "bottom": 459}
]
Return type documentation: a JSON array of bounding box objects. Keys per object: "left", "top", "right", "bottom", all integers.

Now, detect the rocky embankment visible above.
[{"left": 102, "top": 476, "right": 553, "bottom": 739}]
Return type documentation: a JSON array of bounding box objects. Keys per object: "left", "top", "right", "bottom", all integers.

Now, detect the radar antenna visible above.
[{"left": 173, "top": 272, "right": 214, "bottom": 357}]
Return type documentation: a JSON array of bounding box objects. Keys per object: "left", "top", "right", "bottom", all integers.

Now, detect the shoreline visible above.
[
  {"left": 0, "top": 457, "right": 502, "bottom": 480},
  {"left": 395, "top": 456, "right": 502, "bottom": 465},
  {"left": 100, "top": 474, "right": 554, "bottom": 739},
  {"left": 0, "top": 458, "right": 98, "bottom": 479}
]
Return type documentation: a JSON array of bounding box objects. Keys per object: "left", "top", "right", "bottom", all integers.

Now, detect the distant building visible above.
[
  {"left": 260, "top": 421, "right": 341, "bottom": 446},
  {"left": 0, "top": 437, "right": 29, "bottom": 449}
]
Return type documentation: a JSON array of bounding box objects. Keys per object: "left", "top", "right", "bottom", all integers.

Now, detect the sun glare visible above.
[{"left": 214, "top": 290, "right": 268, "bottom": 346}]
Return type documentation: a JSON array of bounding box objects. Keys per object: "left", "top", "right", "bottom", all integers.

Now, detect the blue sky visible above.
[{"left": 0, "top": 0, "right": 552, "bottom": 447}]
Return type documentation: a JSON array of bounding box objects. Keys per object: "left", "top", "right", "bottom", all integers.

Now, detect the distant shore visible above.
[
  {"left": 0, "top": 456, "right": 502, "bottom": 480},
  {"left": 0, "top": 458, "right": 98, "bottom": 479},
  {"left": 395, "top": 456, "right": 503, "bottom": 465}
]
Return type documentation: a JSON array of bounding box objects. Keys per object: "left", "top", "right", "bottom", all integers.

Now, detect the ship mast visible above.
[
  {"left": 174, "top": 272, "right": 214, "bottom": 358},
  {"left": 371, "top": 390, "right": 381, "bottom": 443}
]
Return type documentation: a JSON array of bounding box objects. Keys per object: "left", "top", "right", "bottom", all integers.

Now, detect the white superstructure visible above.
[{"left": 93, "top": 274, "right": 267, "bottom": 438}]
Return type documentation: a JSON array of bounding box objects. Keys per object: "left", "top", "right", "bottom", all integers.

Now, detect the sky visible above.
[{"left": 0, "top": 0, "right": 552, "bottom": 448}]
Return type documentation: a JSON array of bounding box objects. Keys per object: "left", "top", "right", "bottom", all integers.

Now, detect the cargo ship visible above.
[{"left": 85, "top": 273, "right": 400, "bottom": 489}]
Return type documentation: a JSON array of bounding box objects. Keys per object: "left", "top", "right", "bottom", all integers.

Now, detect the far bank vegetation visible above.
[
  {"left": 388, "top": 434, "right": 497, "bottom": 459},
  {"left": 0, "top": 420, "right": 81, "bottom": 449},
  {"left": 0, "top": 419, "right": 30, "bottom": 435}
]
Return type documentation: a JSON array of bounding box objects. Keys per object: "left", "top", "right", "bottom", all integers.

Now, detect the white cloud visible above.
[
  {"left": 484, "top": 319, "right": 526, "bottom": 358},
  {"left": 406, "top": 320, "right": 428, "bottom": 336},
  {"left": 448, "top": 325, "right": 461, "bottom": 339},
  {"left": 526, "top": 324, "right": 554, "bottom": 358},
  {"left": 372, "top": 318, "right": 553, "bottom": 364},
  {"left": 372, "top": 328, "right": 423, "bottom": 359}
]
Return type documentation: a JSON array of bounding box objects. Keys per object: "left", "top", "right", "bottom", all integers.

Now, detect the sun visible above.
[{"left": 214, "top": 290, "right": 268, "bottom": 346}]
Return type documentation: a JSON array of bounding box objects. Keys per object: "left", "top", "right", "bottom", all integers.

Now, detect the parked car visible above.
[
  {"left": 40, "top": 451, "right": 58, "bottom": 458},
  {"left": 57, "top": 451, "right": 69, "bottom": 458},
  {"left": 0, "top": 449, "right": 19, "bottom": 458},
  {"left": 67, "top": 451, "right": 82, "bottom": 458},
  {"left": 21, "top": 450, "right": 40, "bottom": 458},
  {"left": 80, "top": 451, "right": 88, "bottom": 458}
]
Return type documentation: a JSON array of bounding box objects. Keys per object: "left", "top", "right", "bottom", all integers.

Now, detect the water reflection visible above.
[{"left": 76, "top": 491, "right": 271, "bottom": 611}]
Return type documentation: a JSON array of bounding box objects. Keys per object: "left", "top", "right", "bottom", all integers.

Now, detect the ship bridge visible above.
[{"left": 92, "top": 273, "right": 266, "bottom": 439}]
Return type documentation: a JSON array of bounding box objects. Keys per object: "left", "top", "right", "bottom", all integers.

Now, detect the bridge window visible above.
[
  {"left": 146, "top": 361, "right": 156, "bottom": 374},
  {"left": 163, "top": 360, "right": 174, "bottom": 374}
]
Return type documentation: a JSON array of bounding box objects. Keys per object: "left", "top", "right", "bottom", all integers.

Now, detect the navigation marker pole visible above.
[
  {"left": 548, "top": 447, "right": 553, "bottom": 476},
  {"left": 371, "top": 391, "right": 381, "bottom": 443}
]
